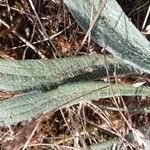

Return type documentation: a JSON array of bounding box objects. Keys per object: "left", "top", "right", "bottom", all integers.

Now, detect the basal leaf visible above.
[
  {"left": 0, "top": 81, "right": 150, "bottom": 126},
  {"left": 63, "top": 0, "right": 150, "bottom": 73},
  {"left": 0, "top": 54, "right": 141, "bottom": 92}
]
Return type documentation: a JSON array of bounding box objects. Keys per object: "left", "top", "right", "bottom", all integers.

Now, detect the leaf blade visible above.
[
  {"left": 0, "top": 54, "right": 141, "bottom": 92},
  {"left": 0, "top": 81, "right": 150, "bottom": 126},
  {"left": 63, "top": 0, "right": 150, "bottom": 73}
]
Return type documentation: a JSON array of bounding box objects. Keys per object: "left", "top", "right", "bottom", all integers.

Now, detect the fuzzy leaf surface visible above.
[{"left": 63, "top": 0, "right": 150, "bottom": 73}]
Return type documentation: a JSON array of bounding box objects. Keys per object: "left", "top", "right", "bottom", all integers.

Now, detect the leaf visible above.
[
  {"left": 85, "top": 139, "right": 118, "bottom": 150},
  {"left": 63, "top": 0, "right": 150, "bottom": 73},
  {"left": 144, "top": 140, "right": 150, "bottom": 150},
  {"left": 0, "top": 81, "right": 150, "bottom": 126},
  {"left": 0, "top": 54, "right": 141, "bottom": 92}
]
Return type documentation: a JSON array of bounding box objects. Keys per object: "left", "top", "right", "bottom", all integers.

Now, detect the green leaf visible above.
[
  {"left": 0, "top": 81, "right": 150, "bottom": 126},
  {"left": 63, "top": 0, "right": 150, "bottom": 73},
  {"left": 85, "top": 139, "right": 118, "bottom": 150},
  {"left": 0, "top": 54, "right": 141, "bottom": 92}
]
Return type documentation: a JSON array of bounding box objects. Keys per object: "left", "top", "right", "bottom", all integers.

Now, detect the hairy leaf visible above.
[
  {"left": 0, "top": 81, "right": 150, "bottom": 126},
  {"left": 63, "top": 0, "right": 150, "bottom": 73},
  {"left": 0, "top": 54, "right": 141, "bottom": 92}
]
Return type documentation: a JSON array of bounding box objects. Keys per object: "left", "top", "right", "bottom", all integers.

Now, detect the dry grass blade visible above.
[
  {"left": 0, "top": 18, "right": 46, "bottom": 59},
  {"left": 28, "top": 0, "right": 61, "bottom": 58},
  {"left": 21, "top": 122, "right": 39, "bottom": 150},
  {"left": 142, "top": 5, "right": 150, "bottom": 30},
  {"left": 76, "top": 0, "right": 107, "bottom": 53},
  {"left": 8, "top": 22, "right": 75, "bottom": 51}
]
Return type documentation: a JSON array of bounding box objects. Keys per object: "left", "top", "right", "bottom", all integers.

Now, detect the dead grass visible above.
[{"left": 0, "top": 0, "right": 150, "bottom": 149}]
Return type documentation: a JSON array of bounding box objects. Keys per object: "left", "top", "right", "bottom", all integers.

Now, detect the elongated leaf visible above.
[
  {"left": 0, "top": 54, "right": 141, "bottom": 92},
  {"left": 63, "top": 0, "right": 150, "bottom": 73},
  {"left": 86, "top": 139, "right": 118, "bottom": 150},
  {"left": 144, "top": 140, "right": 150, "bottom": 150},
  {"left": 0, "top": 81, "right": 150, "bottom": 126}
]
